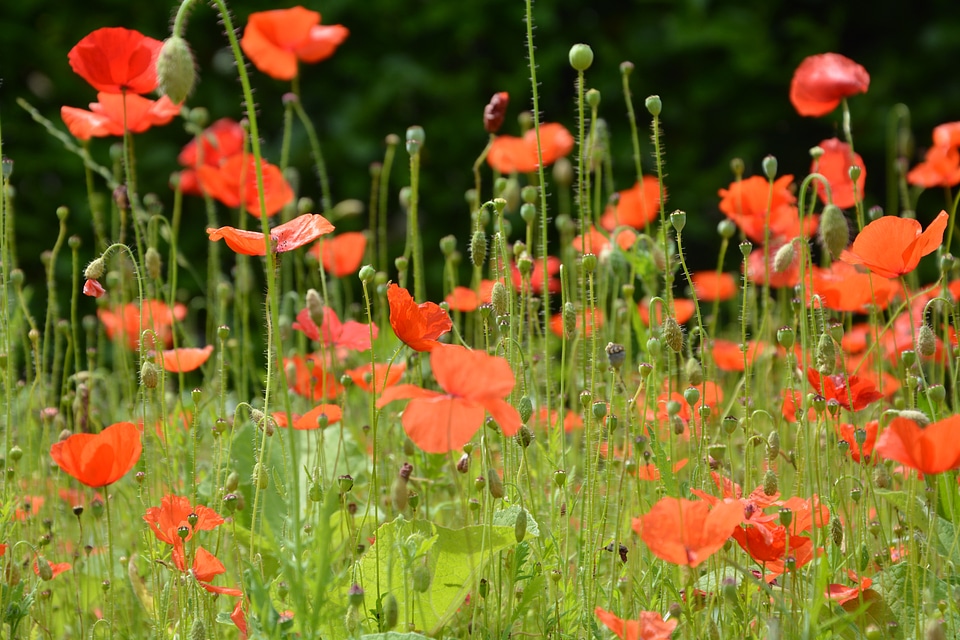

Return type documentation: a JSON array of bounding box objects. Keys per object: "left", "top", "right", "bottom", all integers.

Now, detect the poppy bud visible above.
[
  {"left": 809, "top": 145, "right": 824, "bottom": 161},
  {"left": 762, "top": 155, "right": 778, "bottom": 180},
  {"left": 254, "top": 463, "right": 268, "bottom": 489},
  {"left": 358, "top": 265, "right": 376, "bottom": 283},
  {"left": 113, "top": 184, "right": 129, "bottom": 210},
  {"left": 916, "top": 324, "right": 936, "bottom": 357},
  {"left": 456, "top": 453, "right": 470, "bottom": 474},
  {"left": 382, "top": 593, "right": 398, "bottom": 630},
  {"left": 684, "top": 357, "right": 703, "bottom": 386},
  {"left": 469, "top": 230, "right": 487, "bottom": 268},
  {"left": 819, "top": 204, "right": 849, "bottom": 259},
  {"left": 84, "top": 257, "right": 105, "bottom": 281},
  {"left": 873, "top": 463, "right": 891, "bottom": 490},
  {"left": 225, "top": 471, "right": 240, "bottom": 492},
  {"left": 140, "top": 361, "right": 158, "bottom": 389},
  {"left": 670, "top": 210, "right": 686, "bottom": 233},
  {"left": 156, "top": 35, "right": 196, "bottom": 105},
  {"left": 405, "top": 126, "right": 425, "bottom": 155},
  {"left": 411, "top": 564, "right": 432, "bottom": 593},
  {"left": 189, "top": 619, "right": 206, "bottom": 640},
  {"left": 773, "top": 242, "right": 795, "bottom": 273},
  {"left": 483, "top": 92, "right": 509, "bottom": 134},
  {"left": 927, "top": 384, "right": 946, "bottom": 405},
  {"left": 36, "top": 557, "right": 53, "bottom": 582},
  {"left": 762, "top": 469, "right": 778, "bottom": 496},
  {"left": 896, "top": 409, "right": 930, "bottom": 426},
  {"left": 717, "top": 219, "right": 736, "bottom": 239},
  {"left": 645, "top": 95, "right": 662, "bottom": 117},
  {"left": 553, "top": 157, "right": 573, "bottom": 188},
  {"left": 514, "top": 508, "right": 527, "bottom": 543},
  {"left": 520, "top": 203, "right": 536, "bottom": 225},
  {"left": 391, "top": 477, "right": 409, "bottom": 512},
  {"left": 662, "top": 317, "right": 683, "bottom": 352},
  {"left": 145, "top": 247, "right": 162, "bottom": 280},
  {"left": 568, "top": 43, "right": 594, "bottom": 71},
  {"left": 830, "top": 516, "right": 844, "bottom": 547},
  {"left": 517, "top": 395, "right": 533, "bottom": 424},
  {"left": 561, "top": 302, "right": 577, "bottom": 337},
  {"left": 815, "top": 333, "right": 836, "bottom": 375},
  {"left": 487, "top": 468, "right": 504, "bottom": 499}
]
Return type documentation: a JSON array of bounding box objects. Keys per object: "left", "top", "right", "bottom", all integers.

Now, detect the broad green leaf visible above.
[
  {"left": 361, "top": 634, "right": 432, "bottom": 640},
  {"left": 348, "top": 516, "right": 516, "bottom": 634},
  {"left": 871, "top": 562, "right": 960, "bottom": 637},
  {"left": 875, "top": 489, "right": 960, "bottom": 564}
]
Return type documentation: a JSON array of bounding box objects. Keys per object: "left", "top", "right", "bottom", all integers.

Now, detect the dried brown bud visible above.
[{"left": 483, "top": 92, "right": 510, "bottom": 134}]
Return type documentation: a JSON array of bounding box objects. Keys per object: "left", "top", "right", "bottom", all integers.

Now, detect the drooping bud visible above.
[
  {"left": 491, "top": 282, "right": 509, "bottom": 318},
  {"left": 818, "top": 204, "right": 849, "bottom": 260},
  {"left": 815, "top": 333, "right": 836, "bottom": 375},
  {"left": 140, "top": 361, "right": 159, "bottom": 389},
  {"left": 470, "top": 230, "right": 487, "bottom": 268},
  {"left": 84, "top": 257, "right": 105, "bottom": 281},
  {"left": 487, "top": 468, "right": 504, "bottom": 499},
  {"left": 514, "top": 508, "right": 527, "bottom": 543},
  {"left": 773, "top": 242, "right": 795, "bottom": 274},
  {"left": 517, "top": 395, "right": 533, "bottom": 424},
  {"left": 685, "top": 357, "right": 703, "bottom": 386},
  {"left": 483, "top": 92, "right": 510, "bottom": 134},
  {"left": 916, "top": 324, "right": 936, "bottom": 358},
  {"left": 157, "top": 36, "right": 196, "bottom": 104},
  {"left": 662, "top": 316, "right": 683, "bottom": 352},
  {"left": 382, "top": 593, "right": 398, "bottom": 630},
  {"left": 145, "top": 247, "right": 162, "bottom": 280}
]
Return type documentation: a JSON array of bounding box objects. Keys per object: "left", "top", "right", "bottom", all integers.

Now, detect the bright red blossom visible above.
[
  {"left": 789, "top": 53, "right": 870, "bottom": 117},
  {"left": 814, "top": 137, "right": 866, "bottom": 209},
  {"left": 83, "top": 279, "right": 106, "bottom": 298},
  {"left": 291, "top": 307, "right": 376, "bottom": 352},
  {"left": 487, "top": 123, "right": 574, "bottom": 173},
  {"left": 143, "top": 494, "right": 224, "bottom": 546},
  {"left": 241, "top": 7, "right": 349, "bottom": 81},
  {"left": 345, "top": 362, "right": 406, "bottom": 393},
  {"left": 841, "top": 211, "right": 948, "bottom": 278},
  {"left": 98, "top": 300, "right": 187, "bottom": 351},
  {"left": 377, "top": 345, "right": 521, "bottom": 453},
  {"left": 157, "top": 346, "right": 214, "bottom": 373},
  {"left": 719, "top": 175, "right": 816, "bottom": 244},
  {"left": 172, "top": 545, "right": 243, "bottom": 597},
  {"left": 387, "top": 284, "right": 452, "bottom": 352},
  {"left": 633, "top": 497, "right": 743, "bottom": 567},
  {"left": 176, "top": 118, "right": 245, "bottom": 195},
  {"left": 207, "top": 213, "right": 334, "bottom": 256},
  {"left": 600, "top": 177, "right": 664, "bottom": 230},
  {"left": 197, "top": 154, "right": 294, "bottom": 218},
  {"left": 68, "top": 27, "right": 162, "bottom": 94},
  {"left": 807, "top": 369, "right": 883, "bottom": 411},
  {"left": 875, "top": 415, "right": 960, "bottom": 475},
  {"left": 691, "top": 271, "right": 736, "bottom": 302},
  {"left": 50, "top": 422, "right": 142, "bottom": 488},
  {"left": 312, "top": 231, "right": 367, "bottom": 277},
  {"left": 62, "top": 93, "right": 180, "bottom": 140},
  {"left": 594, "top": 608, "right": 677, "bottom": 640}
]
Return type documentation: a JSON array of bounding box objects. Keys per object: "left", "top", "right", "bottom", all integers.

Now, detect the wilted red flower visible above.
[
  {"left": 487, "top": 123, "right": 574, "bottom": 174},
  {"left": 594, "top": 607, "right": 678, "bottom": 640},
  {"left": 875, "top": 415, "right": 960, "bottom": 475},
  {"left": 156, "top": 346, "right": 214, "bottom": 373},
  {"left": 600, "top": 177, "right": 665, "bottom": 230},
  {"left": 483, "top": 92, "right": 510, "bottom": 134},
  {"left": 50, "top": 421, "right": 142, "bottom": 488},
  {"left": 836, "top": 420, "right": 878, "bottom": 463},
  {"left": 807, "top": 369, "right": 883, "bottom": 411},
  {"left": 311, "top": 231, "right": 367, "bottom": 277},
  {"left": 61, "top": 93, "right": 181, "bottom": 140},
  {"left": 83, "top": 279, "right": 106, "bottom": 298},
  {"left": 387, "top": 284, "right": 452, "bottom": 352},
  {"left": 719, "top": 175, "right": 815, "bottom": 243},
  {"left": 291, "top": 307, "right": 376, "bottom": 352},
  {"left": 907, "top": 144, "right": 960, "bottom": 189},
  {"left": 98, "top": 300, "right": 187, "bottom": 351},
  {"left": 841, "top": 211, "right": 948, "bottom": 278},
  {"left": 826, "top": 571, "right": 873, "bottom": 605},
  {"left": 345, "top": 362, "right": 406, "bottom": 393},
  {"left": 814, "top": 138, "right": 866, "bottom": 209},
  {"left": 172, "top": 545, "right": 243, "bottom": 597},
  {"left": 143, "top": 494, "right": 224, "bottom": 546},
  {"left": 633, "top": 497, "right": 742, "bottom": 567},
  {"left": 445, "top": 286, "right": 480, "bottom": 312},
  {"left": 241, "top": 6, "right": 349, "bottom": 81},
  {"left": 197, "top": 154, "right": 294, "bottom": 218},
  {"left": 691, "top": 271, "right": 736, "bottom": 302},
  {"left": 176, "top": 118, "right": 245, "bottom": 195},
  {"left": 789, "top": 53, "right": 870, "bottom": 117},
  {"left": 377, "top": 345, "right": 521, "bottom": 453},
  {"left": 68, "top": 27, "right": 163, "bottom": 94},
  {"left": 207, "top": 213, "right": 334, "bottom": 256}
]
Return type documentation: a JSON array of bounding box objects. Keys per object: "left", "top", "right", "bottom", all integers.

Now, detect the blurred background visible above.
[{"left": 3, "top": 0, "right": 960, "bottom": 301}]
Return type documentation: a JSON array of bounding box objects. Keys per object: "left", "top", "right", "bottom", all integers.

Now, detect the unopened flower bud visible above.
[
  {"left": 763, "top": 469, "right": 778, "bottom": 496},
  {"left": 568, "top": 43, "right": 594, "bottom": 71},
  {"left": 483, "top": 92, "right": 510, "bottom": 134},
  {"left": 145, "top": 247, "right": 162, "bottom": 280},
  {"left": 662, "top": 317, "right": 683, "bottom": 352},
  {"left": 491, "top": 282, "right": 509, "bottom": 317},
  {"left": 84, "top": 257, "right": 106, "bottom": 281},
  {"left": 685, "top": 357, "right": 703, "bottom": 386},
  {"left": 470, "top": 231, "right": 487, "bottom": 268},
  {"left": 140, "top": 361, "right": 159, "bottom": 389},
  {"left": 645, "top": 95, "right": 662, "bottom": 117},
  {"left": 816, "top": 333, "right": 836, "bottom": 375},
  {"left": 773, "top": 242, "right": 795, "bottom": 274},
  {"left": 157, "top": 35, "right": 196, "bottom": 104},
  {"left": 916, "top": 324, "right": 936, "bottom": 358},
  {"left": 762, "top": 155, "right": 778, "bottom": 180},
  {"left": 405, "top": 126, "right": 425, "bottom": 155},
  {"left": 487, "top": 468, "right": 504, "bottom": 499},
  {"left": 717, "top": 219, "right": 736, "bottom": 239},
  {"left": 819, "top": 204, "right": 849, "bottom": 259},
  {"left": 517, "top": 395, "right": 533, "bottom": 424}
]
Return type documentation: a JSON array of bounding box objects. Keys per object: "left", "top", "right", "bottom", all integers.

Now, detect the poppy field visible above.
[{"left": 5, "top": 1, "right": 960, "bottom": 639}]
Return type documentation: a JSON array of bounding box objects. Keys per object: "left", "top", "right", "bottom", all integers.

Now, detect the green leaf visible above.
[
  {"left": 348, "top": 516, "right": 516, "bottom": 634},
  {"left": 361, "top": 633, "right": 432, "bottom": 640},
  {"left": 875, "top": 489, "right": 960, "bottom": 564},
  {"left": 492, "top": 505, "right": 540, "bottom": 538},
  {"left": 871, "top": 562, "right": 960, "bottom": 637}
]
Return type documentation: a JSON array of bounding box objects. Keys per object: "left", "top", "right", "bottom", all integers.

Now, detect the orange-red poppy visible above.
[
  {"left": 345, "top": 362, "right": 406, "bottom": 393},
  {"left": 387, "top": 284, "right": 452, "bottom": 352},
  {"left": 908, "top": 144, "right": 960, "bottom": 188},
  {"left": 814, "top": 138, "right": 865, "bottom": 209},
  {"left": 571, "top": 225, "right": 636, "bottom": 255},
  {"left": 311, "top": 231, "right": 367, "bottom": 277},
  {"left": 549, "top": 308, "right": 604, "bottom": 338},
  {"left": 807, "top": 369, "right": 882, "bottom": 411},
  {"left": 207, "top": 213, "right": 334, "bottom": 256},
  {"left": 487, "top": 123, "right": 574, "bottom": 174},
  {"left": 284, "top": 354, "right": 343, "bottom": 400},
  {"left": 638, "top": 298, "right": 695, "bottom": 325},
  {"left": 197, "top": 154, "right": 294, "bottom": 218},
  {"left": 594, "top": 608, "right": 678, "bottom": 640},
  {"left": 812, "top": 262, "right": 899, "bottom": 313},
  {"left": 241, "top": 6, "right": 349, "bottom": 81},
  {"left": 691, "top": 271, "right": 736, "bottom": 302},
  {"left": 143, "top": 494, "right": 224, "bottom": 546},
  {"left": 532, "top": 407, "right": 584, "bottom": 432},
  {"left": 377, "top": 345, "right": 521, "bottom": 453},
  {"left": 633, "top": 497, "right": 742, "bottom": 567},
  {"left": 720, "top": 175, "right": 819, "bottom": 244},
  {"left": 231, "top": 600, "right": 247, "bottom": 636},
  {"left": 836, "top": 420, "right": 878, "bottom": 463},
  {"left": 68, "top": 27, "right": 162, "bottom": 94},
  {"left": 83, "top": 279, "right": 106, "bottom": 298},
  {"left": 731, "top": 520, "right": 808, "bottom": 564},
  {"left": 445, "top": 286, "right": 480, "bottom": 312},
  {"left": 50, "top": 421, "right": 142, "bottom": 488},
  {"left": 510, "top": 255, "right": 561, "bottom": 294},
  {"left": 273, "top": 403, "right": 342, "bottom": 430},
  {"left": 841, "top": 211, "right": 948, "bottom": 278},
  {"left": 291, "top": 307, "right": 376, "bottom": 352},
  {"left": 98, "top": 300, "right": 187, "bottom": 351},
  {"left": 710, "top": 339, "right": 769, "bottom": 372},
  {"left": 172, "top": 545, "right": 243, "bottom": 597},
  {"left": 600, "top": 177, "right": 665, "bottom": 230},
  {"left": 176, "top": 118, "right": 245, "bottom": 196},
  {"left": 875, "top": 415, "right": 960, "bottom": 475},
  {"left": 62, "top": 93, "right": 181, "bottom": 140},
  {"left": 157, "top": 345, "right": 214, "bottom": 373},
  {"left": 826, "top": 571, "right": 873, "bottom": 605},
  {"left": 789, "top": 53, "right": 870, "bottom": 117}
]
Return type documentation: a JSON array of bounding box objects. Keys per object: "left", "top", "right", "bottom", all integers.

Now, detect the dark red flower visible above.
[
  {"left": 387, "top": 284, "right": 451, "bottom": 352},
  {"left": 483, "top": 92, "right": 509, "bottom": 134},
  {"left": 806, "top": 369, "right": 883, "bottom": 411},
  {"left": 789, "top": 53, "right": 870, "bottom": 117}
]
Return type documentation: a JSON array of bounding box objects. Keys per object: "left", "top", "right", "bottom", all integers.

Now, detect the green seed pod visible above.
[
  {"left": 586, "top": 88, "right": 600, "bottom": 108},
  {"left": 157, "top": 36, "right": 196, "bottom": 104},
  {"left": 382, "top": 593, "right": 398, "bottom": 631},
  {"left": 521, "top": 185, "right": 538, "bottom": 204},
  {"left": 491, "top": 282, "right": 509, "bottom": 317},
  {"left": 762, "top": 469, "right": 778, "bottom": 496},
  {"left": 470, "top": 230, "right": 487, "bottom": 268},
  {"left": 916, "top": 324, "right": 936, "bottom": 357},
  {"left": 606, "top": 342, "right": 626, "bottom": 370},
  {"left": 553, "top": 157, "right": 573, "bottom": 188},
  {"left": 670, "top": 210, "right": 686, "bottom": 233},
  {"left": 568, "top": 43, "right": 594, "bottom": 71},
  {"left": 819, "top": 204, "right": 849, "bottom": 259},
  {"left": 683, "top": 386, "right": 700, "bottom": 407},
  {"left": 645, "top": 95, "right": 662, "bottom": 117},
  {"left": 830, "top": 516, "right": 844, "bottom": 547},
  {"left": 391, "top": 476, "right": 409, "bottom": 512},
  {"left": 662, "top": 317, "right": 683, "bottom": 352},
  {"left": 717, "top": 219, "right": 736, "bottom": 239},
  {"left": 582, "top": 253, "right": 597, "bottom": 274},
  {"left": 520, "top": 203, "right": 536, "bottom": 225},
  {"left": 762, "top": 155, "right": 778, "bottom": 180},
  {"left": 411, "top": 564, "right": 432, "bottom": 593},
  {"left": 514, "top": 508, "right": 527, "bottom": 543},
  {"left": 554, "top": 469, "right": 566, "bottom": 488},
  {"left": 767, "top": 431, "right": 781, "bottom": 460},
  {"left": 487, "top": 468, "right": 504, "bottom": 499},
  {"left": 927, "top": 384, "right": 946, "bottom": 405}
]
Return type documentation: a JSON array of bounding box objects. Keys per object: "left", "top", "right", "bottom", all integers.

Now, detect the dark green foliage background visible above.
[{"left": 3, "top": 0, "right": 960, "bottom": 296}]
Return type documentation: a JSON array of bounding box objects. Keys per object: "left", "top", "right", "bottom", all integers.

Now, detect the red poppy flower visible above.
[
  {"left": 487, "top": 123, "right": 574, "bottom": 174},
  {"left": 273, "top": 403, "right": 342, "bottom": 430},
  {"left": 907, "top": 145, "right": 960, "bottom": 189},
  {"left": 746, "top": 241, "right": 806, "bottom": 289},
  {"left": 62, "top": 93, "right": 181, "bottom": 140},
  {"left": 826, "top": 571, "right": 873, "bottom": 605},
  {"left": 789, "top": 53, "right": 870, "bottom": 117},
  {"left": 806, "top": 369, "right": 882, "bottom": 411},
  {"left": 549, "top": 308, "right": 604, "bottom": 338},
  {"left": 638, "top": 298, "right": 695, "bottom": 326},
  {"left": 812, "top": 262, "right": 898, "bottom": 313},
  {"left": 377, "top": 345, "right": 521, "bottom": 453},
  {"left": 600, "top": 177, "right": 665, "bottom": 230},
  {"left": 157, "top": 346, "right": 214, "bottom": 373},
  {"left": 311, "top": 231, "right": 367, "bottom": 277},
  {"left": 691, "top": 271, "right": 736, "bottom": 302},
  {"left": 840, "top": 211, "right": 948, "bottom": 278},
  {"left": 176, "top": 118, "right": 245, "bottom": 196},
  {"left": 196, "top": 154, "right": 294, "bottom": 218},
  {"left": 291, "top": 307, "right": 376, "bottom": 352},
  {"left": 231, "top": 600, "right": 247, "bottom": 636},
  {"left": 836, "top": 420, "right": 879, "bottom": 463},
  {"left": 532, "top": 407, "right": 584, "bottom": 432},
  {"left": 13, "top": 496, "right": 45, "bottom": 521},
  {"left": 710, "top": 339, "right": 769, "bottom": 372},
  {"left": 571, "top": 225, "right": 636, "bottom": 255},
  {"left": 172, "top": 545, "right": 243, "bottom": 597},
  {"left": 387, "top": 284, "right": 452, "bottom": 352},
  {"left": 98, "top": 300, "right": 187, "bottom": 351},
  {"left": 875, "top": 415, "right": 960, "bottom": 475},
  {"left": 241, "top": 7, "right": 349, "bottom": 81},
  {"left": 207, "top": 213, "right": 334, "bottom": 256},
  {"left": 68, "top": 27, "right": 163, "bottom": 94},
  {"left": 285, "top": 354, "right": 343, "bottom": 400},
  {"left": 83, "top": 279, "right": 106, "bottom": 298},
  {"left": 594, "top": 608, "right": 678, "bottom": 640},
  {"left": 731, "top": 521, "right": 808, "bottom": 564},
  {"left": 719, "top": 175, "right": 816, "bottom": 244},
  {"left": 633, "top": 497, "right": 742, "bottom": 567},
  {"left": 345, "top": 362, "right": 405, "bottom": 393},
  {"left": 445, "top": 286, "right": 480, "bottom": 312},
  {"left": 34, "top": 559, "right": 72, "bottom": 580},
  {"left": 510, "top": 255, "right": 561, "bottom": 294},
  {"left": 814, "top": 138, "right": 866, "bottom": 209},
  {"left": 50, "top": 421, "right": 142, "bottom": 488},
  {"left": 143, "top": 494, "right": 224, "bottom": 546}
]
